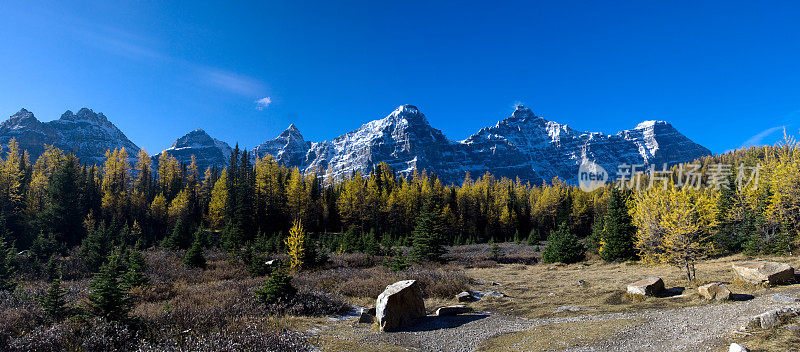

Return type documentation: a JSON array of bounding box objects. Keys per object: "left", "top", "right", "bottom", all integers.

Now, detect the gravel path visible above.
[{"left": 338, "top": 288, "right": 800, "bottom": 352}]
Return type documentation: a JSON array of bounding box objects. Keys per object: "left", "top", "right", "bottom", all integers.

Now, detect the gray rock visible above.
[
  {"left": 729, "top": 343, "right": 749, "bottom": 352},
  {"left": 697, "top": 282, "right": 731, "bottom": 301},
  {"left": 553, "top": 305, "right": 583, "bottom": 313},
  {"left": 748, "top": 307, "right": 799, "bottom": 330},
  {"left": 732, "top": 261, "right": 795, "bottom": 285},
  {"left": 770, "top": 294, "right": 798, "bottom": 304},
  {"left": 782, "top": 324, "right": 800, "bottom": 332},
  {"left": 480, "top": 290, "right": 507, "bottom": 298},
  {"left": 435, "top": 305, "right": 474, "bottom": 316},
  {"left": 455, "top": 291, "right": 476, "bottom": 302},
  {"left": 627, "top": 277, "right": 665, "bottom": 296},
  {"left": 376, "top": 280, "right": 426, "bottom": 332}
]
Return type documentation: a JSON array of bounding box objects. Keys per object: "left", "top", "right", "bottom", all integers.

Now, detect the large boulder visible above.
[
  {"left": 747, "top": 307, "right": 799, "bottom": 330},
  {"left": 698, "top": 282, "right": 732, "bottom": 301},
  {"left": 627, "top": 277, "right": 665, "bottom": 296},
  {"left": 732, "top": 261, "right": 795, "bottom": 285},
  {"left": 376, "top": 280, "right": 426, "bottom": 332}
]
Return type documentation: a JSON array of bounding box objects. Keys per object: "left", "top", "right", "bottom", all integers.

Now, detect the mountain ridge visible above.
[{"left": 0, "top": 105, "right": 711, "bottom": 184}]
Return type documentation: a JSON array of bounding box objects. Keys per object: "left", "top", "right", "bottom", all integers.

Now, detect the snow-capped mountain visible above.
[
  {"left": 254, "top": 105, "right": 711, "bottom": 184},
  {"left": 0, "top": 105, "right": 711, "bottom": 185},
  {"left": 156, "top": 129, "right": 232, "bottom": 172},
  {"left": 253, "top": 124, "right": 311, "bottom": 167},
  {"left": 0, "top": 108, "right": 139, "bottom": 164}
]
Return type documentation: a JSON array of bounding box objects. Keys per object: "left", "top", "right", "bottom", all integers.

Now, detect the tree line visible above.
[{"left": 0, "top": 134, "right": 798, "bottom": 284}]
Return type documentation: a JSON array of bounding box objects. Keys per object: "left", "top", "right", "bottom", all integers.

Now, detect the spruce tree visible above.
[
  {"left": 410, "top": 206, "right": 447, "bottom": 262},
  {"left": 542, "top": 222, "right": 585, "bottom": 264},
  {"left": 87, "top": 254, "right": 130, "bottom": 322},
  {"left": 0, "top": 236, "right": 16, "bottom": 291},
  {"left": 121, "top": 249, "right": 148, "bottom": 289},
  {"left": 254, "top": 271, "right": 296, "bottom": 305},
  {"left": 183, "top": 232, "right": 207, "bottom": 269},
  {"left": 41, "top": 278, "right": 69, "bottom": 321},
  {"left": 598, "top": 187, "right": 636, "bottom": 261}
]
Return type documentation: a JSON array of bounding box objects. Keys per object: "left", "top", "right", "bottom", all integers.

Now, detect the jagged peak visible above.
[
  {"left": 510, "top": 104, "right": 537, "bottom": 120},
  {"left": 634, "top": 120, "right": 670, "bottom": 130},
  {"left": 2, "top": 108, "right": 40, "bottom": 128},
  {"left": 60, "top": 108, "right": 109, "bottom": 124},
  {"left": 277, "top": 124, "right": 304, "bottom": 140},
  {"left": 385, "top": 104, "right": 430, "bottom": 127}
]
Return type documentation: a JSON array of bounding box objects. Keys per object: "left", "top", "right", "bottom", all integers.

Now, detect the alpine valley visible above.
[{"left": 0, "top": 105, "right": 711, "bottom": 185}]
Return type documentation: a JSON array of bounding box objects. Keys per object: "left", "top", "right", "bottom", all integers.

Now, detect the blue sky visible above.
[{"left": 1, "top": 1, "right": 799, "bottom": 154}]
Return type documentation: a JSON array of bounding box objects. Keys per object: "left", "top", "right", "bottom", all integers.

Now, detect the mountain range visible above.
[{"left": 0, "top": 105, "right": 711, "bottom": 185}]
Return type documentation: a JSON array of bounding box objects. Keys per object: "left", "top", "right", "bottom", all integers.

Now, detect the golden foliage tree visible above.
[{"left": 285, "top": 220, "right": 306, "bottom": 270}]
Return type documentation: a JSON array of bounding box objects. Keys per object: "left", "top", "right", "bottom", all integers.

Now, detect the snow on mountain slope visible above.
[
  {"left": 156, "top": 128, "right": 232, "bottom": 172},
  {"left": 0, "top": 108, "right": 139, "bottom": 164},
  {"left": 254, "top": 104, "right": 711, "bottom": 184},
  {"left": 0, "top": 105, "right": 711, "bottom": 185}
]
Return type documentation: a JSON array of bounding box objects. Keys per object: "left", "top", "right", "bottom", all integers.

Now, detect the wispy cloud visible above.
[
  {"left": 741, "top": 126, "right": 784, "bottom": 148},
  {"left": 56, "top": 16, "right": 268, "bottom": 98},
  {"left": 201, "top": 69, "right": 266, "bottom": 97},
  {"left": 255, "top": 97, "right": 272, "bottom": 110}
]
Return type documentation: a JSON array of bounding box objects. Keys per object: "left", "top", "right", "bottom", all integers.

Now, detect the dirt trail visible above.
[{"left": 343, "top": 288, "right": 800, "bottom": 352}]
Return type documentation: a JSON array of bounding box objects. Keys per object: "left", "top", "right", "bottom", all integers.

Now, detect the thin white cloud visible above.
[
  {"left": 201, "top": 69, "right": 266, "bottom": 97},
  {"left": 255, "top": 97, "right": 272, "bottom": 110},
  {"left": 741, "top": 126, "right": 784, "bottom": 148},
  {"left": 52, "top": 14, "right": 268, "bottom": 98}
]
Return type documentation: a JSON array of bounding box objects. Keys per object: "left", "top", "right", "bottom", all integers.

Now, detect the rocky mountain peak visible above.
[
  {"left": 278, "top": 124, "right": 304, "bottom": 140},
  {"left": 2, "top": 108, "right": 40, "bottom": 129},
  {"left": 387, "top": 104, "right": 429, "bottom": 127},
  {"left": 510, "top": 104, "right": 537, "bottom": 120},
  {"left": 171, "top": 128, "right": 216, "bottom": 149}
]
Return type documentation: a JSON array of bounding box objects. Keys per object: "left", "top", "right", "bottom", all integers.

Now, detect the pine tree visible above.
[
  {"left": 598, "top": 187, "right": 636, "bottom": 261},
  {"left": 41, "top": 278, "right": 69, "bottom": 321},
  {"left": 87, "top": 254, "right": 130, "bottom": 321},
  {"left": 0, "top": 236, "right": 16, "bottom": 291},
  {"left": 183, "top": 230, "right": 207, "bottom": 269},
  {"left": 254, "top": 270, "right": 296, "bottom": 305},
  {"left": 542, "top": 222, "right": 585, "bottom": 264},
  {"left": 162, "top": 217, "right": 192, "bottom": 250},
  {"left": 410, "top": 205, "right": 447, "bottom": 262},
  {"left": 121, "top": 249, "right": 148, "bottom": 289}
]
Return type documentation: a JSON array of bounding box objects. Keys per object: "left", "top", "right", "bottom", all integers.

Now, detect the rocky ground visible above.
[
  {"left": 314, "top": 287, "right": 799, "bottom": 352},
  {"left": 307, "top": 255, "right": 800, "bottom": 352}
]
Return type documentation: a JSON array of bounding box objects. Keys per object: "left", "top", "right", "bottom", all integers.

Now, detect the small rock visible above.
[
  {"left": 577, "top": 280, "right": 587, "bottom": 286},
  {"left": 455, "top": 291, "right": 477, "bottom": 302},
  {"left": 627, "top": 277, "right": 665, "bottom": 296},
  {"left": 435, "top": 305, "right": 474, "bottom": 316},
  {"left": 782, "top": 324, "right": 800, "bottom": 332},
  {"left": 698, "top": 282, "right": 732, "bottom": 301},
  {"left": 770, "top": 294, "right": 798, "bottom": 304},
  {"left": 491, "top": 281, "right": 502, "bottom": 286},
  {"left": 732, "top": 261, "right": 795, "bottom": 285},
  {"left": 547, "top": 266, "right": 558, "bottom": 270},
  {"left": 553, "top": 305, "right": 583, "bottom": 313},
  {"left": 482, "top": 290, "right": 507, "bottom": 298},
  {"left": 576, "top": 265, "right": 584, "bottom": 269},
  {"left": 376, "top": 280, "right": 426, "bottom": 332},
  {"left": 729, "top": 343, "right": 749, "bottom": 352}
]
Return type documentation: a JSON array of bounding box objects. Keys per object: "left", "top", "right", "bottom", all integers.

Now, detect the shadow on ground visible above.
[
  {"left": 731, "top": 293, "right": 755, "bottom": 301},
  {"left": 657, "top": 287, "right": 685, "bottom": 298},
  {"left": 391, "top": 314, "right": 489, "bottom": 332}
]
